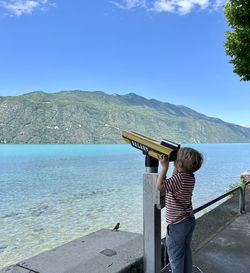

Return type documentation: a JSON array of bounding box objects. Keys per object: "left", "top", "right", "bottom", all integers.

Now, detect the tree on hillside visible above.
[{"left": 224, "top": 0, "right": 250, "bottom": 81}]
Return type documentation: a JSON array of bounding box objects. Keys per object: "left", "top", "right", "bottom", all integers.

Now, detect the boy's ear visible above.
[{"left": 175, "top": 159, "right": 183, "bottom": 169}]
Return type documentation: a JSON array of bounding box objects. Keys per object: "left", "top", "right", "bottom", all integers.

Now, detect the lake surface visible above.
[{"left": 0, "top": 143, "right": 250, "bottom": 268}]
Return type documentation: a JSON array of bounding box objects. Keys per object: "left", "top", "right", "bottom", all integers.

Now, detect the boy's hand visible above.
[
  {"left": 156, "top": 154, "right": 169, "bottom": 192},
  {"left": 157, "top": 154, "right": 169, "bottom": 169}
]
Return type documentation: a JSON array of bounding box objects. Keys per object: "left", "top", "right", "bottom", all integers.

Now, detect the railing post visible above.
[
  {"left": 239, "top": 170, "right": 250, "bottom": 213},
  {"left": 239, "top": 187, "right": 245, "bottom": 214},
  {"left": 143, "top": 155, "right": 161, "bottom": 273}
]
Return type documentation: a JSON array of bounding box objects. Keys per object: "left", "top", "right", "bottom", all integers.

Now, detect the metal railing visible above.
[
  {"left": 193, "top": 180, "right": 250, "bottom": 215},
  {"left": 194, "top": 181, "right": 250, "bottom": 214},
  {"left": 160, "top": 180, "right": 250, "bottom": 215}
]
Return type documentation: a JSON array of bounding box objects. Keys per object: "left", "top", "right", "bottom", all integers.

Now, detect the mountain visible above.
[{"left": 0, "top": 90, "right": 250, "bottom": 144}]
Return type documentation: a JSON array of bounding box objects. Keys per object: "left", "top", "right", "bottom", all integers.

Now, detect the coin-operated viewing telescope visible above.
[
  {"left": 122, "top": 130, "right": 181, "bottom": 272},
  {"left": 121, "top": 130, "right": 180, "bottom": 161}
]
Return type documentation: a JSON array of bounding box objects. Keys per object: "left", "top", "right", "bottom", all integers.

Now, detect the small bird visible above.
[{"left": 112, "top": 222, "right": 120, "bottom": 231}]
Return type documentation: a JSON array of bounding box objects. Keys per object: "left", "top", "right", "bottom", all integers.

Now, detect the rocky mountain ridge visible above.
[{"left": 0, "top": 90, "right": 249, "bottom": 144}]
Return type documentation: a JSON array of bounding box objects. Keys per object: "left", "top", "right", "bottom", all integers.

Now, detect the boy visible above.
[{"left": 156, "top": 147, "right": 203, "bottom": 273}]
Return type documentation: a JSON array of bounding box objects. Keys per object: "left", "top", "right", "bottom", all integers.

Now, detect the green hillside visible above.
[{"left": 0, "top": 90, "right": 249, "bottom": 144}]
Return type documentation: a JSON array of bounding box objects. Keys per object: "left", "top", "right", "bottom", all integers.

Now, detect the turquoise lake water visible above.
[{"left": 0, "top": 143, "right": 250, "bottom": 268}]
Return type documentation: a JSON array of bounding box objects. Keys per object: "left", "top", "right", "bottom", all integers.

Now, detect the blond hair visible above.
[{"left": 176, "top": 147, "right": 203, "bottom": 173}]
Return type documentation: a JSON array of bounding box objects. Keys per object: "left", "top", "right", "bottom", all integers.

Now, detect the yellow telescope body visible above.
[{"left": 121, "top": 130, "right": 180, "bottom": 161}]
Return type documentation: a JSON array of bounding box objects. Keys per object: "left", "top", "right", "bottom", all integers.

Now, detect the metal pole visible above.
[
  {"left": 239, "top": 187, "right": 245, "bottom": 214},
  {"left": 239, "top": 170, "right": 250, "bottom": 214},
  {"left": 145, "top": 155, "right": 158, "bottom": 173},
  {"left": 143, "top": 155, "right": 161, "bottom": 273}
]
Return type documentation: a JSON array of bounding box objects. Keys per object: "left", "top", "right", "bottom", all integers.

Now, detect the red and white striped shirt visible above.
[{"left": 164, "top": 172, "right": 195, "bottom": 224}]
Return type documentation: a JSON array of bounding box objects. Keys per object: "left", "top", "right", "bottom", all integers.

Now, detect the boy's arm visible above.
[
  {"left": 156, "top": 155, "right": 169, "bottom": 192},
  {"left": 156, "top": 166, "right": 168, "bottom": 192}
]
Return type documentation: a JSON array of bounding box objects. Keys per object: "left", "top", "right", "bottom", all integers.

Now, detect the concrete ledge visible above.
[
  {"left": 0, "top": 229, "right": 143, "bottom": 273},
  {"left": 192, "top": 192, "right": 240, "bottom": 252},
  {"left": 193, "top": 185, "right": 250, "bottom": 253}
]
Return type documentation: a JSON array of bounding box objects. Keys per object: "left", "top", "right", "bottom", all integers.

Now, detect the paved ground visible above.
[
  {"left": 193, "top": 212, "right": 250, "bottom": 273},
  {"left": 193, "top": 185, "right": 250, "bottom": 273}
]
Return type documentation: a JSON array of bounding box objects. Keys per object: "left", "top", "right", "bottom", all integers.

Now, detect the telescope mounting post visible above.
[{"left": 143, "top": 155, "right": 161, "bottom": 273}]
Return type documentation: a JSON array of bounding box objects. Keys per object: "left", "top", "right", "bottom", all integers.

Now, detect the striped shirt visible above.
[{"left": 164, "top": 172, "right": 195, "bottom": 224}]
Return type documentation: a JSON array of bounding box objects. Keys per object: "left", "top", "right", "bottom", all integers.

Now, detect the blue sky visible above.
[{"left": 0, "top": 0, "right": 249, "bottom": 126}]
